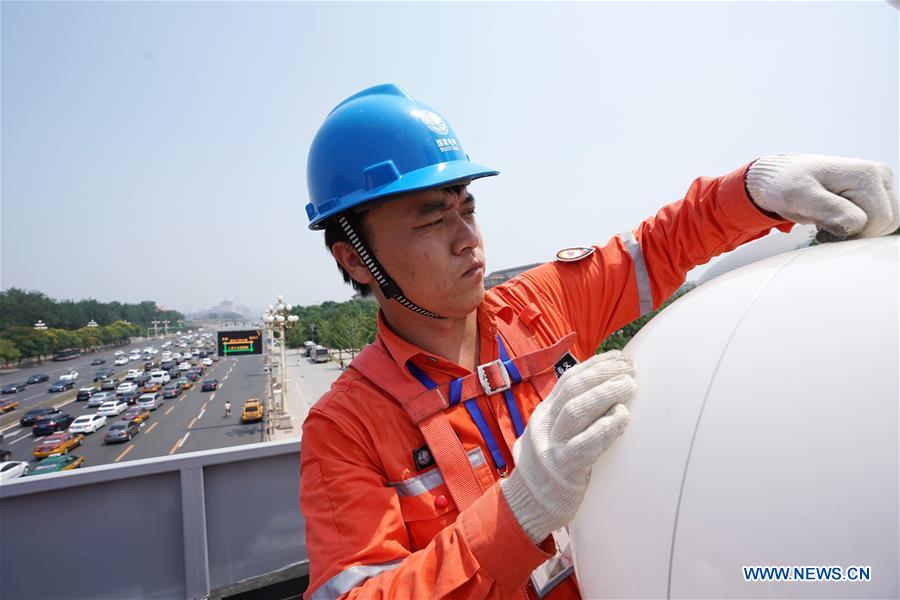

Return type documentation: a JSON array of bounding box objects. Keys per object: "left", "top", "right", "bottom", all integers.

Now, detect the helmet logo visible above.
[{"left": 419, "top": 110, "right": 449, "bottom": 135}]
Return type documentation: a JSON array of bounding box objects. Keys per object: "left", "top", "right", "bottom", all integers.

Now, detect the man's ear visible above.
[{"left": 331, "top": 241, "right": 374, "bottom": 287}]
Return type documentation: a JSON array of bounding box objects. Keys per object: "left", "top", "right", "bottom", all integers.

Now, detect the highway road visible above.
[{"left": 0, "top": 334, "right": 267, "bottom": 470}]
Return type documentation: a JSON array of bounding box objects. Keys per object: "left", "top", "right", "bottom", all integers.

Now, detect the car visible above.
[
  {"left": 25, "top": 373, "right": 49, "bottom": 384},
  {"left": 201, "top": 379, "right": 218, "bottom": 392},
  {"left": 143, "top": 361, "right": 156, "bottom": 371},
  {"left": 178, "top": 361, "right": 192, "bottom": 372},
  {"left": 90, "top": 358, "right": 106, "bottom": 365},
  {"left": 98, "top": 399, "right": 128, "bottom": 417},
  {"left": 185, "top": 370, "right": 201, "bottom": 382},
  {"left": 149, "top": 370, "right": 170, "bottom": 384},
  {"left": 0, "top": 398, "right": 19, "bottom": 414},
  {"left": 120, "top": 389, "right": 141, "bottom": 405},
  {"left": 99, "top": 377, "right": 118, "bottom": 391},
  {"left": 32, "top": 431, "right": 84, "bottom": 459},
  {"left": 125, "top": 369, "right": 142, "bottom": 380},
  {"left": 69, "top": 413, "right": 107, "bottom": 434},
  {"left": 201, "top": 357, "right": 213, "bottom": 366},
  {"left": 76, "top": 387, "right": 96, "bottom": 401},
  {"left": 161, "top": 385, "right": 181, "bottom": 399},
  {"left": 32, "top": 413, "right": 75, "bottom": 436},
  {"left": 20, "top": 406, "right": 62, "bottom": 426},
  {"left": 58, "top": 370, "right": 79, "bottom": 382},
  {"left": 1, "top": 382, "right": 27, "bottom": 394},
  {"left": 94, "top": 368, "right": 115, "bottom": 381},
  {"left": 26, "top": 454, "right": 85, "bottom": 476},
  {"left": 137, "top": 393, "right": 163, "bottom": 411},
  {"left": 0, "top": 461, "right": 30, "bottom": 481},
  {"left": 114, "top": 356, "right": 129, "bottom": 366},
  {"left": 0, "top": 448, "right": 10, "bottom": 462},
  {"left": 176, "top": 378, "right": 193, "bottom": 390},
  {"left": 129, "top": 353, "right": 141, "bottom": 361},
  {"left": 121, "top": 406, "right": 150, "bottom": 425},
  {"left": 142, "top": 381, "right": 161, "bottom": 393},
  {"left": 87, "top": 391, "right": 115, "bottom": 407},
  {"left": 113, "top": 350, "right": 125, "bottom": 357},
  {"left": 116, "top": 382, "right": 138, "bottom": 395},
  {"left": 241, "top": 398, "right": 264, "bottom": 423},
  {"left": 48, "top": 380, "right": 75, "bottom": 393},
  {"left": 104, "top": 420, "right": 140, "bottom": 444}
]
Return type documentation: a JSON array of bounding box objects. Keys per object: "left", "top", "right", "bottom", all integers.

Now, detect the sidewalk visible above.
[{"left": 269, "top": 348, "right": 344, "bottom": 441}]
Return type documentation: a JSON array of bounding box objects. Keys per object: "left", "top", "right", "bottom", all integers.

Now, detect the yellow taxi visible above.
[
  {"left": 143, "top": 381, "right": 161, "bottom": 393},
  {"left": 241, "top": 398, "right": 264, "bottom": 424},
  {"left": 0, "top": 398, "right": 18, "bottom": 414},
  {"left": 32, "top": 431, "right": 85, "bottom": 459},
  {"left": 177, "top": 379, "right": 193, "bottom": 391}
]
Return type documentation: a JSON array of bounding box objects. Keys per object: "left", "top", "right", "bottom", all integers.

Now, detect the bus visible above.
[
  {"left": 53, "top": 348, "right": 81, "bottom": 361},
  {"left": 303, "top": 341, "right": 316, "bottom": 357},
  {"left": 313, "top": 345, "right": 330, "bottom": 363}
]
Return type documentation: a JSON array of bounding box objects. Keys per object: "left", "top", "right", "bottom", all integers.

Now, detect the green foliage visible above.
[
  {"left": 0, "top": 288, "right": 183, "bottom": 331},
  {"left": 285, "top": 299, "right": 378, "bottom": 356},
  {"left": 0, "top": 338, "right": 21, "bottom": 363},
  {"left": 597, "top": 285, "right": 695, "bottom": 353},
  {"left": 0, "top": 320, "right": 142, "bottom": 362}
]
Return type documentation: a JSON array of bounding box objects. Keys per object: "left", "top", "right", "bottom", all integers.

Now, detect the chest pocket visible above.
[{"left": 389, "top": 447, "right": 489, "bottom": 550}]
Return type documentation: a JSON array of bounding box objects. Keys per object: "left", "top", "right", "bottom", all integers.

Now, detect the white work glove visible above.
[
  {"left": 499, "top": 351, "right": 636, "bottom": 544},
  {"left": 745, "top": 154, "right": 899, "bottom": 243}
]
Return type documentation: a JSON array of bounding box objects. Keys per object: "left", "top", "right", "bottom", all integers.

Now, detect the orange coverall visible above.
[{"left": 300, "top": 164, "right": 793, "bottom": 599}]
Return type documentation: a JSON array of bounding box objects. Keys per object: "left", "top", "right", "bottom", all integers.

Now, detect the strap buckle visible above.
[{"left": 477, "top": 359, "right": 511, "bottom": 396}]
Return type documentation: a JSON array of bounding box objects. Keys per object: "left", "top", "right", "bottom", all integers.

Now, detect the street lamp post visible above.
[{"left": 263, "top": 295, "right": 299, "bottom": 417}]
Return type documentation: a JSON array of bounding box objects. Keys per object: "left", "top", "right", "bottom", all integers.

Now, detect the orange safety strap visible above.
[{"left": 351, "top": 344, "right": 486, "bottom": 511}]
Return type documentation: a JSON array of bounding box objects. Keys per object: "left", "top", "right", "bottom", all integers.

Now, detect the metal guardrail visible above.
[{"left": 0, "top": 439, "right": 307, "bottom": 599}]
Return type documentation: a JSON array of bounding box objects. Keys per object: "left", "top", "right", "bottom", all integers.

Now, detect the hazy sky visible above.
[{"left": 2, "top": 1, "right": 897, "bottom": 315}]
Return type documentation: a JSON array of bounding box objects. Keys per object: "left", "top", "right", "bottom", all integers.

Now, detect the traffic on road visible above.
[{"left": 0, "top": 331, "right": 266, "bottom": 479}]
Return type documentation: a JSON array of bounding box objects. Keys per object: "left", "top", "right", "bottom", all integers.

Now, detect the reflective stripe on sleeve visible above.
[
  {"left": 311, "top": 560, "right": 404, "bottom": 600},
  {"left": 618, "top": 230, "right": 653, "bottom": 316},
  {"left": 388, "top": 447, "right": 486, "bottom": 497}
]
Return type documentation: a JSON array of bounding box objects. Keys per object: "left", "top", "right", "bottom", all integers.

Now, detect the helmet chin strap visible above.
[{"left": 336, "top": 214, "right": 445, "bottom": 319}]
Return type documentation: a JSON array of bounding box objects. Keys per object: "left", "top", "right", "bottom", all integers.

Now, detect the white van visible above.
[
  {"left": 303, "top": 341, "right": 316, "bottom": 357},
  {"left": 149, "top": 370, "right": 170, "bottom": 384},
  {"left": 138, "top": 392, "right": 163, "bottom": 411}
]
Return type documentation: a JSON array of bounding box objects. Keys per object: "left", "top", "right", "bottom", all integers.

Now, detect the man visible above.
[{"left": 300, "top": 84, "right": 897, "bottom": 599}]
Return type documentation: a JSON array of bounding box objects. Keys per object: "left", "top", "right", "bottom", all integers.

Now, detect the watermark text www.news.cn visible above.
[{"left": 742, "top": 565, "right": 871, "bottom": 582}]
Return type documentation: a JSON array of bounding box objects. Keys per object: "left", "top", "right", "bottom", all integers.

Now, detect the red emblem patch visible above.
[{"left": 555, "top": 246, "right": 595, "bottom": 262}]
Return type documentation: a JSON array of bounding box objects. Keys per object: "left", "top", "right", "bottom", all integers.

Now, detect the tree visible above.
[{"left": 0, "top": 338, "right": 21, "bottom": 364}]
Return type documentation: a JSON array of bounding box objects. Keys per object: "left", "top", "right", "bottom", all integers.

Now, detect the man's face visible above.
[{"left": 363, "top": 186, "right": 486, "bottom": 318}]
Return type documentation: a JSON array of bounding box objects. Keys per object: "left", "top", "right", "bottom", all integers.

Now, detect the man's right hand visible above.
[{"left": 499, "top": 351, "right": 636, "bottom": 544}]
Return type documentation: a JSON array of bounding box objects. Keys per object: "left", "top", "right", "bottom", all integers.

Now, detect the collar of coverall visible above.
[{"left": 373, "top": 298, "right": 513, "bottom": 372}]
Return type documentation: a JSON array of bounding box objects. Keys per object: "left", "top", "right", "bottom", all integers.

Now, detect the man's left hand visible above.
[{"left": 745, "top": 154, "right": 899, "bottom": 242}]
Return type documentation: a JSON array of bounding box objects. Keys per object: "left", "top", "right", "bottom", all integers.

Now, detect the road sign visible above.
[{"left": 217, "top": 330, "right": 263, "bottom": 357}]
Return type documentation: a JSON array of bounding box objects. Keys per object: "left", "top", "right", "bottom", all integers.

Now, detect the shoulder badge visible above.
[{"left": 555, "top": 246, "right": 595, "bottom": 262}]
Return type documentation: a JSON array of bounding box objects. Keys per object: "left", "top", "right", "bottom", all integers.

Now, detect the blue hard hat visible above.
[{"left": 305, "top": 84, "right": 499, "bottom": 230}]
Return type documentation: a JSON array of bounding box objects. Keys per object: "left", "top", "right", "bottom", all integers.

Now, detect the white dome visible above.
[{"left": 571, "top": 236, "right": 898, "bottom": 599}]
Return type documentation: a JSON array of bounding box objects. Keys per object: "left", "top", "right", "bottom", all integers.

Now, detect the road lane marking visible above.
[
  {"left": 145, "top": 422, "right": 158, "bottom": 434},
  {"left": 209, "top": 392, "right": 215, "bottom": 401},
  {"left": 168, "top": 440, "right": 180, "bottom": 455},
  {"left": 8, "top": 432, "right": 32, "bottom": 445},
  {"left": 188, "top": 417, "right": 197, "bottom": 429},
  {"left": 197, "top": 409, "right": 205, "bottom": 420},
  {"left": 178, "top": 432, "right": 190, "bottom": 447},
  {"left": 201, "top": 402, "right": 208, "bottom": 412},
  {"left": 165, "top": 406, "right": 175, "bottom": 416},
  {"left": 114, "top": 444, "right": 135, "bottom": 462}
]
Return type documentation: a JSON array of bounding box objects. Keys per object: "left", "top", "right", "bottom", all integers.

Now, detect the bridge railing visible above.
[{"left": 0, "top": 439, "right": 307, "bottom": 600}]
